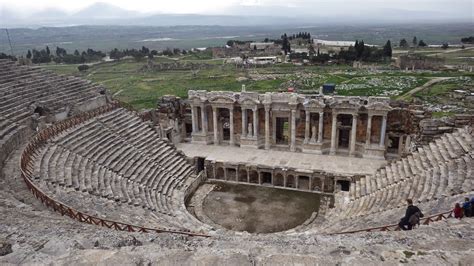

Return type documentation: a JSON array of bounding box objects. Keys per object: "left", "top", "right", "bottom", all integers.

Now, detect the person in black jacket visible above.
[{"left": 398, "top": 199, "right": 423, "bottom": 230}]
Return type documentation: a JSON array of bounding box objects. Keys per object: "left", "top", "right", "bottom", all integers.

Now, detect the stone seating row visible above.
[
  {"left": 32, "top": 108, "right": 205, "bottom": 231},
  {"left": 339, "top": 153, "right": 471, "bottom": 219},
  {"left": 323, "top": 127, "right": 472, "bottom": 232},
  {"left": 0, "top": 61, "right": 104, "bottom": 144},
  {"left": 350, "top": 126, "right": 472, "bottom": 201},
  {"left": 323, "top": 192, "right": 472, "bottom": 233}
]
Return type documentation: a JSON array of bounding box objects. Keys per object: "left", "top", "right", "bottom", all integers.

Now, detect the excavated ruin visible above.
[{"left": 0, "top": 59, "right": 473, "bottom": 265}]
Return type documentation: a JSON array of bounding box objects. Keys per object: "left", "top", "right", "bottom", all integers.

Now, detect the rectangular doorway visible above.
[
  {"left": 275, "top": 117, "right": 289, "bottom": 145},
  {"left": 338, "top": 129, "right": 350, "bottom": 148},
  {"left": 196, "top": 157, "right": 205, "bottom": 172}
]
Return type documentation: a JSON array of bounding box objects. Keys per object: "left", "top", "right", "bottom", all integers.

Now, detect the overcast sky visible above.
[{"left": 0, "top": 0, "right": 472, "bottom": 15}]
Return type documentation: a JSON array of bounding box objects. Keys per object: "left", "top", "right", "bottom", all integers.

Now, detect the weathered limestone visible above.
[
  {"left": 212, "top": 107, "right": 218, "bottom": 145},
  {"left": 366, "top": 114, "right": 372, "bottom": 146},
  {"left": 330, "top": 112, "right": 338, "bottom": 155},
  {"left": 188, "top": 91, "right": 391, "bottom": 159},
  {"left": 264, "top": 105, "right": 271, "bottom": 150},
  {"left": 229, "top": 107, "right": 234, "bottom": 145},
  {"left": 349, "top": 114, "right": 358, "bottom": 156},
  {"left": 380, "top": 115, "right": 387, "bottom": 147},
  {"left": 326, "top": 125, "right": 473, "bottom": 233},
  {"left": 290, "top": 109, "right": 296, "bottom": 152}
]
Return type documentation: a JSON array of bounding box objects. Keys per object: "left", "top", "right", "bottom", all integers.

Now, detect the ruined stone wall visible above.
[
  {"left": 418, "top": 114, "right": 474, "bottom": 144},
  {"left": 155, "top": 96, "right": 187, "bottom": 142}
]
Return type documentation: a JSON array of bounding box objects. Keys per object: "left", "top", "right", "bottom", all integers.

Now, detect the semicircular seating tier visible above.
[
  {"left": 0, "top": 59, "right": 107, "bottom": 177},
  {"left": 322, "top": 126, "right": 473, "bottom": 233},
  {"left": 30, "top": 106, "right": 209, "bottom": 232}
]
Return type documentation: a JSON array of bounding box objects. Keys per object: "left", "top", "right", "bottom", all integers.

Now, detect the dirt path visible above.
[
  {"left": 427, "top": 46, "right": 474, "bottom": 57},
  {"left": 398, "top": 77, "right": 452, "bottom": 100}
]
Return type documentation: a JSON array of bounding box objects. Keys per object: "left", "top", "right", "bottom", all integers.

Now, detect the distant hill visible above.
[
  {"left": 1, "top": 1, "right": 472, "bottom": 28},
  {"left": 71, "top": 2, "right": 141, "bottom": 19}
]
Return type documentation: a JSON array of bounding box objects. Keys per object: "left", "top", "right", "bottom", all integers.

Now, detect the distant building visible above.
[
  {"left": 250, "top": 56, "right": 279, "bottom": 65},
  {"left": 212, "top": 42, "right": 282, "bottom": 58},
  {"left": 250, "top": 42, "right": 275, "bottom": 50},
  {"left": 314, "top": 39, "right": 356, "bottom": 47},
  {"left": 395, "top": 54, "right": 444, "bottom": 70},
  {"left": 313, "top": 39, "right": 378, "bottom": 48}
]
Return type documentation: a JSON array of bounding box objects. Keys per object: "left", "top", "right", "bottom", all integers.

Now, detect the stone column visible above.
[
  {"left": 265, "top": 106, "right": 271, "bottom": 149},
  {"left": 229, "top": 107, "right": 235, "bottom": 145},
  {"left": 380, "top": 115, "right": 387, "bottom": 147},
  {"left": 366, "top": 114, "right": 372, "bottom": 146},
  {"left": 212, "top": 107, "right": 218, "bottom": 145},
  {"left": 290, "top": 109, "right": 296, "bottom": 152},
  {"left": 349, "top": 114, "right": 358, "bottom": 156},
  {"left": 191, "top": 106, "right": 197, "bottom": 133},
  {"left": 330, "top": 112, "right": 337, "bottom": 155},
  {"left": 318, "top": 111, "right": 324, "bottom": 143},
  {"left": 201, "top": 104, "right": 208, "bottom": 134},
  {"left": 241, "top": 108, "right": 247, "bottom": 138},
  {"left": 309, "top": 176, "right": 313, "bottom": 191},
  {"left": 304, "top": 110, "right": 310, "bottom": 144},
  {"left": 405, "top": 135, "right": 411, "bottom": 152},
  {"left": 253, "top": 107, "right": 259, "bottom": 139},
  {"left": 398, "top": 135, "right": 404, "bottom": 155}
]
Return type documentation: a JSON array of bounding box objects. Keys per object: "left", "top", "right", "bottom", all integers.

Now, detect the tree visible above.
[
  {"left": 26, "top": 50, "right": 32, "bottom": 59},
  {"left": 308, "top": 44, "right": 316, "bottom": 58},
  {"left": 77, "top": 65, "right": 89, "bottom": 72},
  {"left": 461, "top": 36, "right": 474, "bottom": 44},
  {"left": 442, "top": 43, "right": 449, "bottom": 49},
  {"left": 281, "top": 33, "right": 291, "bottom": 55},
  {"left": 355, "top": 40, "right": 365, "bottom": 58},
  {"left": 109, "top": 48, "right": 124, "bottom": 60},
  {"left": 399, "top": 39, "right": 409, "bottom": 48},
  {"left": 56, "top": 46, "right": 67, "bottom": 57},
  {"left": 383, "top": 40, "right": 392, "bottom": 58},
  {"left": 418, "top": 40, "right": 427, "bottom": 47},
  {"left": 74, "top": 50, "right": 80, "bottom": 56},
  {"left": 412, "top": 36, "right": 417, "bottom": 47},
  {"left": 46, "top": 46, "right": 50, "bottom": 56}
]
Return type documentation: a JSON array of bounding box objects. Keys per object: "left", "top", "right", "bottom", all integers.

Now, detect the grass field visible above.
[{"left": 39, "top": 55, "right": 474, "bottom": 110}]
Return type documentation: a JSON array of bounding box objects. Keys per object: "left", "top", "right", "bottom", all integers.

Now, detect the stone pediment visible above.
[
  {"left": 239, "top": 93, "right": 260, "bottom": 106},
  {"left": 188, "top": 90, "right": 208, "bottom": 104},
  {"left": 328, "top": 97, "right": 361, "bottom": 111},
  {"left": 208, "top": 94, "right": 236, "bottom": 104},
  {"left": 367, "top": 97, "right": 391, "bottom": 111},
  {"left": 303, "top": 98, "right": 326, "bottom": 110}
]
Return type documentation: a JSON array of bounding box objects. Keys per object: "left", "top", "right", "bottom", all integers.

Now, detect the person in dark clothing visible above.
[
  {"left": 462, "top": 198, "right": 471, "bottom": 217},
  {"left": 398, "top": 199, "right": 424, "bottom": 230}
]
